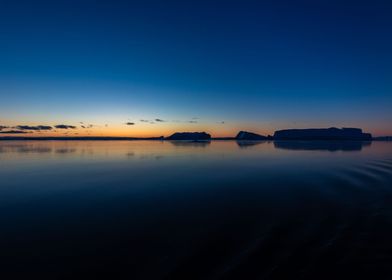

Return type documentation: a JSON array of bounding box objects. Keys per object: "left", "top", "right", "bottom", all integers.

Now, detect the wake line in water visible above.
[
  {"left": 329, "top": 160, "right": 392, "bottom": 192},
  {"left": 209, "top": 162, "right": 392, "bottom": 279},
  {"left": 377, "top": 159, "right": 392, "bottom": 165},
  {"left": 163, "top": 159, "right": 392, "bottom": 279},
  {"left": 370, "top": 159, "right": 392, "bottom": 169}
]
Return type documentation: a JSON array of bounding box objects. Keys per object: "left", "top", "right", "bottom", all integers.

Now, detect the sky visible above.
[{"left": 0, "top": 0, "right": 391, "bottom": 137}]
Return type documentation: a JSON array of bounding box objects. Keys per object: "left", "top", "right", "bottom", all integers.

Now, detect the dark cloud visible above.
[
  {"left": 218, "top": 121, "right": 225, "bottom": 124},
  {"left": 81, "top": 125, "right": 86, "bottom": 128},
  {"left": 126, "top": 122, "right": 135, "bottom": 125},
  {"left": 16, "top": 125, "right": 52, "bottom": 130},
  {"left": 0, "top": 130, "right": 28, "bottom": 134},
  {"left": 55, "top": 125, "right": 77, "bottom": 129},
  {"left": 140, "top": 119, "right": 149, "bottom": 122},
  {"left": 0, "top": 125, "right": 9, "bottom": 130},
  {"left": 155, "top": 119, "right": 165, "bottom": 122},
  {"left": 188, "top": 120, "right": 198, "bottom": 123}
]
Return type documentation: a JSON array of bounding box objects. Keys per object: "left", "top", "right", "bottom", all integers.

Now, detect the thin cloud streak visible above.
[
  {"left": 0, "top": 130, "right": 28, "bottom": 134},
  {"left": 55, "top": 125, "right": 76, "bottom": 129}
]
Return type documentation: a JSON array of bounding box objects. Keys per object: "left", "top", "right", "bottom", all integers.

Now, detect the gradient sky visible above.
[{"left": 1, "top": 0, "right": 391, "bottom": 137}]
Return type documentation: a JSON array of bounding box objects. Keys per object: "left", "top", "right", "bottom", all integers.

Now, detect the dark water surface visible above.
[{"left": 1, "top": 140, "right": 392, "bottom": 279}]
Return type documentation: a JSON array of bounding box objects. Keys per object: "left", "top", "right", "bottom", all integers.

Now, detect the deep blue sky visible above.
[{"left": 0, "top": 0, "right": 391, "bottom": 136}]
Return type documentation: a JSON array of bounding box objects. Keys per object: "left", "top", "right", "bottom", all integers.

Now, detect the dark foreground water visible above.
[{"left": 1, "top": 140, "right": 392, "bottom": 279}]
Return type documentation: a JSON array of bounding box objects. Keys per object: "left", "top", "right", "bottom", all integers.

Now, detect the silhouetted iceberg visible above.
[
  {"left": 166, "top": 132, "right": 211, "bottom": 141},
  {"left": 274, "top": 127, "right": 372, "bottom": 140},
  {"left": 236, "top": 131, "right": 267, "bottom": 140}
]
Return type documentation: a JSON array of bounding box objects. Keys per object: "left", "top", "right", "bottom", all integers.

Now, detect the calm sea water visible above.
[{"left": 1, "top": 140, "right": 392, "bottom": 279}]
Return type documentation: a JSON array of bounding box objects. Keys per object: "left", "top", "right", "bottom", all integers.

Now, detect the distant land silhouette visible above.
[
  {"left": 0, "top": 136, "right": 165, "bottom": 141},
  {"left": 0, "top": 127, "right": 389, "bottom": 141}
]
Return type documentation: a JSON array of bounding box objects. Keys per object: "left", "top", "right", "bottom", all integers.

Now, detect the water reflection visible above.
[
  {"left": 274, "top": 140, "right": 371, "bottom": 151},
  {"left": 236, "top": 140, "right": 266, "bottom": 148},
  {"left": 55, "top": 148, "right": 77, "bottom": 154},
  {"left": 0, "top": 142, "right": 78, "bottom": 154},
  {"left": 168, "top": 140, "right": 211, "bottom": 147},
  {"left": 0, "top": 140, "right": 374, "bottom": 155},
  {"left": 1, "top": 140, "right": 392, "bottom": 279}
]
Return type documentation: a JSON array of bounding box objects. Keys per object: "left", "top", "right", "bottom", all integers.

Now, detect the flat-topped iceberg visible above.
[
  {"left": 166, "top": 132, "right": 211, "bottom": 141},
  {"left": 274, "top": 127, "right": 372, "bottom": 140}
]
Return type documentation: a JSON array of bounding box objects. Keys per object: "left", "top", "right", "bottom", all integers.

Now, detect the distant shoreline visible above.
[
  {"left": 0, "top": 137, "right": 389, "bottom": 141},
  {"left": 0, "top": 127, "right": 390, "bottom": 141},
  {"left": 1, "top": 127, "right": 386, "bottom": 141}
]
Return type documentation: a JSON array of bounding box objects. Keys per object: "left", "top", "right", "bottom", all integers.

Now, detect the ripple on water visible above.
[{"left": 331, "top": 162, "right": 392, "bottom": 192}]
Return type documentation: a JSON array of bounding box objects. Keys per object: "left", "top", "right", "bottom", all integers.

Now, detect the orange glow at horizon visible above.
[{"left": 0, "top": 118, "right": 390, "bottom": 137}]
